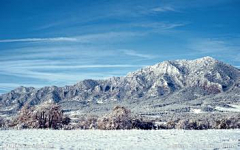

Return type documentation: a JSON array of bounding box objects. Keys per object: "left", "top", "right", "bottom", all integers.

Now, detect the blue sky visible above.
[{"left": 0, "top": 0, "right": 240, "bottom": 93}]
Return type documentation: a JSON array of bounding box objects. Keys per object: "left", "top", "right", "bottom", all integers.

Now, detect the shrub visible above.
[
  {"left": 132, "top": 118, "right": 155, "bottom": 130},
  {"left": 77, "top": 115, "right": 98, "bottom": 129},
  {"left": 214, "top": 117, "right": 240, "bottom": 129},
  {"left": 13, "top": 102, "right": 70, "bottom": 129},
  {"left": 97, "top": 106, "right": 156, "bottom": 130},
  {"left": 97, "top": 106, "right": 132, "bottom": 130},
  {"left": 62, "top": 116, "right": 71, "bottom": 125}
]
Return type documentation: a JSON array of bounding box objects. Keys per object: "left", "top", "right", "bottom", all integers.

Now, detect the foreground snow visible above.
[{"left": 0, "top": 130, "right": 239, "bottom": 150}]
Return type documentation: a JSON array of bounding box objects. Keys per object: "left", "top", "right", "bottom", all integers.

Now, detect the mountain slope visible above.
[{"left": 0, "top": 56, "right": 240, "bottom": 116}]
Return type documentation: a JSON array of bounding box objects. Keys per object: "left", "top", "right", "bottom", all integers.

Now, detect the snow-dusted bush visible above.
[
  {"left": 97, "top": 106, "right": 133, "bottom": 130},
  {"left": 77, "top": 115, "right": 98, "bottom": 129},
  {"left": 97, "top": 106, "right": 156, "bottom": 130},
  {"left": 163, "top": 114, "right": 240, "bottom": 130},
  {"left": 131, "top": 118, "right": 155, "bottom": 129},
  {"left": 12, "top": 102, "right": 70, "bottom": 129},
  {"left": 166, "top": 120, "right": 177, "bottom": 129},
  {"left": 214, "top": 116, "right": 240, "bottom": 129}
]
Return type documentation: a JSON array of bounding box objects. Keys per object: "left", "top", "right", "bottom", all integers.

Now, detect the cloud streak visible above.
[
  {"left": 188, "top": 38, "right": 240, "bottom": 54},
  {"left": 0, "top": 37, "right": 78, "bottom": 43},
  {"left": 0, "top": 31, "right": 142, "bottom": 44},
  {"left": 0, "top": 47, "right": 147, "bottom": 84},
  {"left": 130, "top": 22, "right": 187, "bottom": 29},
  {"left": 1, "top": 62, "right": 142, "bottom": 70},
  {"left": 0, "top": 20, "right": 187, "bottom": 44},
  {"left": 151, "top": 6, "right": 176, "bottom": 12},
  {"left": 121, "top": 49, "right": 155, "bottom": 59}
]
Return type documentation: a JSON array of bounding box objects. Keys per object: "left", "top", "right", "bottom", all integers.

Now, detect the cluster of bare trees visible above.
[
  {"left": 97, "top": 106, "right": 133, "bottom": 130},
  {"left": 214, "top": 117, "right": 240, "bottom": 129},
  {"left": 66, "top": 106, "right": 155, "bottom": 130},
  {"left": 11, "top": 102, "right": 70, "bottom": 129},
  {"left": 75, "top": 116, "right": 97, "bottom": 129},
  {"left": 158, "top": 116, "right": 240, "bottom": 130},
  {"left": 2, "top": 104, "right": 240, "bottom": 130},
  {"left": 34, "top": 103, "right": 64, "bottom": 129}
]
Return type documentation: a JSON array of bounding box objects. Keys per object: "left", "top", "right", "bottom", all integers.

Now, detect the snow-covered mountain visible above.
[{"left": 0, "top": 57, "right": 240, "bottom": 116}]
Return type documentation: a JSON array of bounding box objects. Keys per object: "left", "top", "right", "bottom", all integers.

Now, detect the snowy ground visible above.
[
  {"left": 215, "top": 104, "right": 240, "bottom": 113},
  {"left": 0, "top": 130, "right": 239, "bottom": 150}
]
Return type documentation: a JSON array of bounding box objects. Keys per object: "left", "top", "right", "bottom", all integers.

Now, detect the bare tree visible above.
[
  {"left": 13, "top": 102, "right": 70, "bottom": 129},
  {"left": 97, "top": 106, "right": 132, "bottom": 130},
  {"left": 0, "top": 116, "right": 5, "bottom": 128}
]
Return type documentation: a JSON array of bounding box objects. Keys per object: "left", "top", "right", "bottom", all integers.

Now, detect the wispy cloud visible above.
[
  {"left": 156, "top": 0, "right": 234, "bottom": 11},
  {"left": 0, "top": 19, "right": 188, "bottom": 45},
  {"left": 131, "top": 22, "right": 187, "bottom": 29},
  {"left": 152, "top": 6, "right": 176, "bottom": 12},
  {"left": 77, "top": 32, "right": 142, "bottom": 43},
  {"left": 188, "top": 38, "right": 239, "bottom": 53},
  {"left": 0, "top": 69, "right": 107, "bottom": 82},
  {"left": 0, "top": 47, "right": 146, "bottom": 84},
  {"left": 0, "top": 31, "right": 141, "bottom": 44},
  {"left": 0, "top": 37, "right": 78, "bottom": 43},
  {"left": 121, "top": 49, "right": 155, "bottom": 59},
  {"left": 233, "top": 53, "right": 240, "bottom": 62},
  {"left": 186, "top": 37, "right": 240, "bottom": 67},
  {"left": 4, "top": 63, "right": 142, "bottom": 70},
  {"left": 0, "top": 66, "right": 122, "bottom": 84}
]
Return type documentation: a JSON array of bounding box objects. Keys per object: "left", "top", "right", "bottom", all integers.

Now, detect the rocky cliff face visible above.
[{"left": 0, "top": 57, "right": 240, "bottom": 116}]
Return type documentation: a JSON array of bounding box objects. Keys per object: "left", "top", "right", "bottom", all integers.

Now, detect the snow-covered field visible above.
[{"left": 0, "top": 130, "right": 239, "bottom": 150}]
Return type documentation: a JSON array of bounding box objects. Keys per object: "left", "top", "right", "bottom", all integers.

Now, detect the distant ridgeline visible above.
[{"left": 0, "top": 57, "right": 240, "bottom": 129}]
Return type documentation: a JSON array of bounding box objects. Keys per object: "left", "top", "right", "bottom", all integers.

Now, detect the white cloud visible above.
[
  {"left": 0, "top": 45, "right": 148, "bottom": 84},
  {"left": 233, "top": 53, "right": 240, "bottom": 62},
  {"left": 0, "top": 37, "right": 78, "bottom": 43},
  {"left": 0, "top": 21, "right": 187, "bottom": 45},
  {"left": 18, "top": 64, "right": 142, "bottom": 70},
  {"left": 0, "top": 58, "right": 143, "bottom": 83},
  {"left": 131, "top": 22, "right": 186, "bottom": 29},
  {"left": 0, "top": 60, "right": 145, "bottom": 93},
  {"left": 78, "top": 32, "right": 139, "bottom": 41},
  {"left": 187, "top": 38, "right": 240, "bottom": 66},
  {"left": 0, "top": 31, "right": 141, "bottom": 44},
  {"left": 0, "top": 68, "right": 102, "bottom": 83},
  {"left": 152, "top": 6, "right": 176, "bottom": 12},
  {"left": 189, "top": 38, "right": 234, "bottom": 53},
  {"left": 0, "top": 60, "right": 142, "bottom": 70},
  {"left": 121, "top": 49, "right": 155, "bottom": 59}
]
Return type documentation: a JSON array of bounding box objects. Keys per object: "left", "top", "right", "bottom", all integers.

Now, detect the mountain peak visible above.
[
  {"left": 155, "top": 56, "right": 218, "bottom": 67},
  {"left": 127, "top": 57, "right": 222, "bottom": 78},
  {"left": 195, "top": 56, "right": 218, "bottom": 63},
  {"left": 14, "top": 86, "right": 35, "bottom": 93}
]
